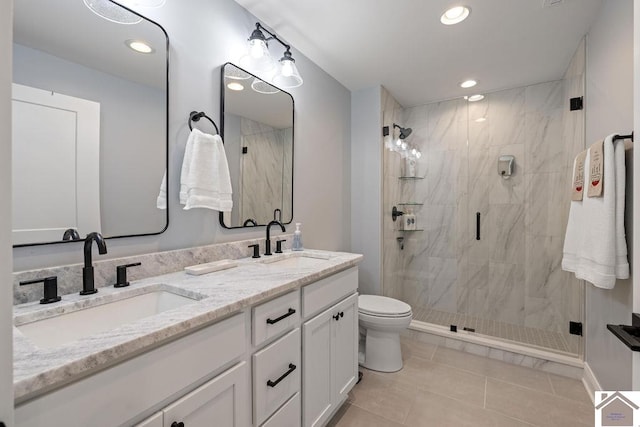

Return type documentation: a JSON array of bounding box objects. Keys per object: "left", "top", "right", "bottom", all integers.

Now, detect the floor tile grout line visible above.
[
  {"left": 483, "top": 376, "right": 488, "bottom": 409},
  {"left": 487, "top": 376, "right": 594, "bottom": 408},
  {"left": 547, "top": 372, "right": 557, "bottom": 396}
]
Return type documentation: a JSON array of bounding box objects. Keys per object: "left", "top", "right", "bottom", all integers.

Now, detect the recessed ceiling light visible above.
[
  {"left": 227, "top": 82, "right": 244, "bottom": 91},
  {"left": 460, "top": 79, "right": 477, "bottom": 89},
  {"left": 125, "top": 39, "right": 155, "bottom": 54},
  {"left": 440, "top": 6, "right": 471, "bottom": 25},
  {"left": 468, "top": 94, "right": 485, "bottom": 102},
  {"left": 475, "top": 117, "right": 487, "bottom": 123}
]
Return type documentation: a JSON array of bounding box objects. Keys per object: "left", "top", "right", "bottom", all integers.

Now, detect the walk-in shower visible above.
[{"left": 381, "top": 41, "right": 586, "bottom": 357}]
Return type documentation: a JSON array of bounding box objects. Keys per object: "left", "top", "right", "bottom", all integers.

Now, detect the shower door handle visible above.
[{"left": 476, "top": 212, "right": 481, "bottom": 240}]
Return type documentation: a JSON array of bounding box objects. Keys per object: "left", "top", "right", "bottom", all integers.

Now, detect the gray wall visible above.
[
  {"left": 12, "top": 0, "right": 351, "bottom": 271},
  {"left": 351, "top": 87, "right": 382, "bottom": 295},
  {"left": 0, "top": 1, "right": 13, "bottom": 424},
  {"left": 585, "top": 0, "right": 634, "bottom": 390},
  {"left": 12, "top": 43, "right": 166, "bottom": 238}
]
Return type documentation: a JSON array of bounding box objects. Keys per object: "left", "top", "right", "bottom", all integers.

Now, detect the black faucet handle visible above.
[
  {"left": 248, "top": 244, "right": 261, "bottom": 259},
  {"left": 20, "top": 276, "right": 61, "bottom": 304},
  {"left": 275, "top": 239, "right": 286, "bottom": 254},
  {"left": 114, "top": 262, "right": 142, "bottom": 288}
]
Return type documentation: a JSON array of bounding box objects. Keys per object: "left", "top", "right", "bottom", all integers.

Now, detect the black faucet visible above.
[
  {"left": 81, "top": 232, "right": 107, "bottom": 295},
  {"left": 62, "top": 228, "right": 80, "bottom": 241},
  {"left": 265, "top": 220, "right": 286, "bottom": 256}
]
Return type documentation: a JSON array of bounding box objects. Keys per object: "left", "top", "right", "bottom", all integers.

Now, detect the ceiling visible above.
[
  {"left": 233, "top": 0, "right": 603, "bottom": 107},
  {"left": 13, "top": 0, "right": 167, "bottom": 89}
]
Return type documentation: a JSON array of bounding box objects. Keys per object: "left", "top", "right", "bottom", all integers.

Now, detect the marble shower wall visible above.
[
  {"left": 382, "top": 41, "right": 585, "bottom": 350},
  {"left": 240, "top": 117, "right": 292, "bottom": 224}
]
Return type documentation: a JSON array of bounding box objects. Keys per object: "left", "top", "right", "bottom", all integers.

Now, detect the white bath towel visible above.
[
  {"left": 156, "top": 170, "right": 167, "bottom": 210},
  {"left": 562, "top": 134, "right": 629, "bottom": 289},
  {"left": 179, "top": 129, "right": 233, "bottom": 212}
]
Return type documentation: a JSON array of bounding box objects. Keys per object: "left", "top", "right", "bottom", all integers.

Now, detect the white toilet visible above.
[{"left": 358, "top": 294, "right": 413, "bottom": 372}]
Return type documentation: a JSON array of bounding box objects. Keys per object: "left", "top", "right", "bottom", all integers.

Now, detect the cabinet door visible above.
[
  {"left": 135, "top": 412, "right": 163, "bottom": 427},
  {"left": 302, "top": 308, "right": 334, "bottom": 427},
  {"left": 332, "top": 293, "right": 359, "bottom": 404},
  {"left": 162, "top": 361, "right": 249, "bottom": 427}
]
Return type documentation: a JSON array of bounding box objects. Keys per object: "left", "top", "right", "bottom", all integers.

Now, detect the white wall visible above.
[
  {"left": 585, "top": 0, "right": 634, "bottom": 390},
  {"left": 12, "top": 0, "right": 351, "bottom": 271},
  {"left": 351, "top": 87, "right": 382, "bottom": 295},
  {"left": 0, "top": 1, "right": 14, "bottom": 424}
]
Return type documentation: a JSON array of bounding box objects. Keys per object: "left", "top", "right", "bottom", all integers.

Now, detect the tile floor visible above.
[
  {"left": 413, "top": 306, "right": 581, "bottom": 355},
  {"left": 328, "top": 337, "right": 592, "bottom": 427}
]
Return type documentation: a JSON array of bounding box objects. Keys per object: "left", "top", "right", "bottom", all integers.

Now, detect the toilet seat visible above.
[{"left": 358, "top": 295, "right": 412, "bottom": 318}]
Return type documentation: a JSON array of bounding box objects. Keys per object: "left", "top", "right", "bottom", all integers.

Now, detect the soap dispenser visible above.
[{"left": 292, "top": 223, "right": 304, "bottom": 251}]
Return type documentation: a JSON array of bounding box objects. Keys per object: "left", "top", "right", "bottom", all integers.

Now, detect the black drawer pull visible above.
[
  {"left": 171, "top": 422, "right": 184, "bottom": 427},
  {"left": 267, "top": 363, "right": 296, "bottom": 387},
  {"left": 266, "top": 308, "right": 296, "bottom": 325},
  {"left": 476, "top": 212, "right": 481, "bottom": 241}
]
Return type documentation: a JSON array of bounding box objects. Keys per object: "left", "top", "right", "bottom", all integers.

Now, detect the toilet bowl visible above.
[{"left": 358, "top": 295, "right": 412, "bottom": 372}]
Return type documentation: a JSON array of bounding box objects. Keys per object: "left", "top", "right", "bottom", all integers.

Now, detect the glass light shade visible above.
[
  {"left": 468, "top": 94, "right": 485, "bottom": 102},
  {"left": 239, "top": 53, "right": 276, "bottom": 76},
  {"left": 249, "top": 39, "right": 269, "bottom": 59},
  {"left": 83, "top": 0, "right": 142, "bottom": 24},
  {"left": 273, "top": 57, "right": 303, "bottom": 88}
]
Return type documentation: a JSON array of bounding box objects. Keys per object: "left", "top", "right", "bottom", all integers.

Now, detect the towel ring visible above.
[{"left": 188, "top": 111, "right": 219, "bottom": 135}]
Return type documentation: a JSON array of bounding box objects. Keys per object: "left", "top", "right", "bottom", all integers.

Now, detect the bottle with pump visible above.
[{"left": 292, "top": 223, "right": 304, "bottom": 251}]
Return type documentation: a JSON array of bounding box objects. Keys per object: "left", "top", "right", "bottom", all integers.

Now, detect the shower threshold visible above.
[{"left": 412, "top": 307, "right": 581, "bottom": 357}]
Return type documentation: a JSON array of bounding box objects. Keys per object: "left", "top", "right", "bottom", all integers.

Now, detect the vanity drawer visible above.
[
  {"left": 253, "top": 290, "right": 300, "bottom": 346},
  {"left": 302, "top": 267, "right": 358, "bottom": 319},
  {"left": 253, "top": 328, "right": 301, "bottom": 426},
  {"left": 261, "top": 392, "right": 301, "bottom": 427}
]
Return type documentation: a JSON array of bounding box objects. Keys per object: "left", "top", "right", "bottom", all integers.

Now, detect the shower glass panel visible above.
[{"left": 382, "top": 41, "right": 585, "bottom": 357}]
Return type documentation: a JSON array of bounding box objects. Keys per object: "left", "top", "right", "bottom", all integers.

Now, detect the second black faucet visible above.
[
  {"left": 81, "top": 232, "right": 108, "bottom": 295},
  {"left": 264, "top": 220, "right": 286, "bottom": 256}
]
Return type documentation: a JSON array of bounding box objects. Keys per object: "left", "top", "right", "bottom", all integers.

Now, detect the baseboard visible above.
[{"left": 582, "top": 362, "right": 601, "bottom": 404}]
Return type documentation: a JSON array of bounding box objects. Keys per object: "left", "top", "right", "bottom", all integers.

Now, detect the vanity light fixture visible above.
[
  {"left": 468, "top": 94, "right": 485, "bottom": 102},
  {"left": 83, "top": 0, "right": 142, "bottom": 24},
  {"left": 227, "top": 82, "right": 244, "bottom": 91},
  {"left": 440, "top": 6, "right": 471, "bottom": 25},
  {"left": 460, "top": 79, "right": 477, "bottom": 89},
  {"left": 125, "top": 39, "right": 155, "bottom": 54},
  {"left": 242, "top": 23, "right": 303, "bottom": 88}
]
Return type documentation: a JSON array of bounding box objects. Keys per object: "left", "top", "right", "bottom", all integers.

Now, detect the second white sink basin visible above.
[
  {"left": 17, "top": 289, "right": 200, "bottom": 349},
  {"left": 262, "top": 252, "right": 331, "bottom": 269}
]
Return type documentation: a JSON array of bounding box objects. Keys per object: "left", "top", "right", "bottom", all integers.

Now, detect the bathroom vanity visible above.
[{"left": 13, "top": 250, "right": 361, "bottom": 427}]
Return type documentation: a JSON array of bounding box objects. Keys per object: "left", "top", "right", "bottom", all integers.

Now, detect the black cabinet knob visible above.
[{"left": 171, "top": 422, "right": 184, "bottom": 427}]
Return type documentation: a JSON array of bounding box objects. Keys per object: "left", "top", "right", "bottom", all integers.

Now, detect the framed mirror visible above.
[
  {"left": 12, "top": 0, "right": 168, "bottom": 246},
  {"left": 219, "top": 63, "right": 294, "bottom": 229}
]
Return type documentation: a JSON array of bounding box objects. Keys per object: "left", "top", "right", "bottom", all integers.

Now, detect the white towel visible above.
[
  {"left": 156, "top": 170, "right": 167, "bottom": 209},
  {"left": 562, "top": 134, "right": 629, "bottom": 289},
  {"left": 180, "top": 129, "right": 233, "bottom": 212}
]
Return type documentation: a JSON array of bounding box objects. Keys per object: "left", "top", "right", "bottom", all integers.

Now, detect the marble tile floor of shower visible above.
[
  {"left": 412, "top": 306, "right": 580, "bottom": 355},
  {"left": 328, "top": 337, "right": 592, "bottom": 427}
]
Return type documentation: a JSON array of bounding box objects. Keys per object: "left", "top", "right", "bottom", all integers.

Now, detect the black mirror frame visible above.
[
  {"left": 13, "top": 1, "right": 170, "bottom": 247},
  {"left": 218, "top": 62, "right": 295, "bottom": 230}
]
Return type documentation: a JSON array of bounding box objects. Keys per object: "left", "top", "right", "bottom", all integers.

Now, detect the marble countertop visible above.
[{"left": 13, "top": 249, "right": 362, "bottom": 403}]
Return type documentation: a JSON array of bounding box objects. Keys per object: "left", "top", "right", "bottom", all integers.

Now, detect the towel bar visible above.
[{"left": 188, "top": 111, "right": 220, "bottom": 135}]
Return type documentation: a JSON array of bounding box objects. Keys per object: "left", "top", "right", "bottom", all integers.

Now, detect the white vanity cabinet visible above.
[
  {"left": 15, "top": 313, "right": 249, "bottom": 427},
  {"left": 301, "top": 268, "right": 359, "bottom": 427},
  {"left": 137, "top": 361, "right": 249, "bottom": 427}
]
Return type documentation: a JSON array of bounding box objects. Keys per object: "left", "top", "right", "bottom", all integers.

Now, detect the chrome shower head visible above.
[{"left": 393, "top": 123, "right": 412, "bottom": 139}]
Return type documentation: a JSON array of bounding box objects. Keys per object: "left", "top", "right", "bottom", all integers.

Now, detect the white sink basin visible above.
[
  {"left": 262, "top": 253, "right": 331, "bottom": 269},
  {"left": 17, "top": 290, "right": 199, "bottom": 349}
]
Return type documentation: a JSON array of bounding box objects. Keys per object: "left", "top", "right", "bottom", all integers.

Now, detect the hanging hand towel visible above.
[
  {"left": 180, "top": 128, "right": 233, "bottom": 212},
  {"left": 562, "top": 134, "right": 629, "bottom": 289},
  {"left": 156, "top": 170, "right": 167, "bottom": 210}
]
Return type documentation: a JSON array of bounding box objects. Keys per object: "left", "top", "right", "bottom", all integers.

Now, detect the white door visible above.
[
  {"left": 302, "top": 308, "right": 334, "bottom": 427},
  {"left": 11, "top": 83, "right": 101, "bottom": 244},
  {"left": 332, "top": 293, "right": 359, "bottom": 403},
  {"left": 162, "top": 362, "right": 249, "bottom": 427}
]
